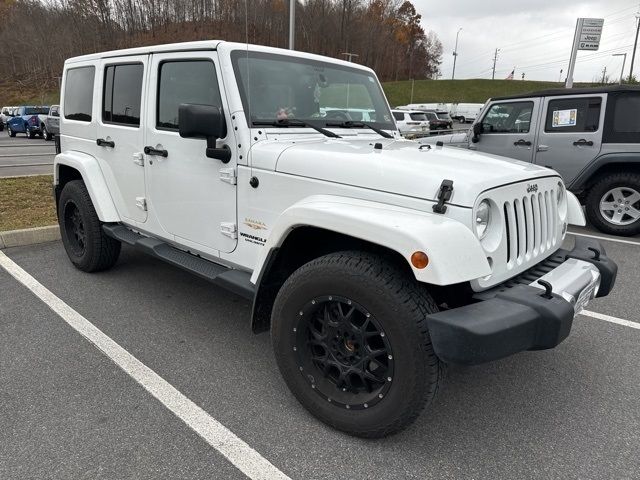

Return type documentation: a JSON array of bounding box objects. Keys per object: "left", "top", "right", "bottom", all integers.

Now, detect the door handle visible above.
[
  {"left": 144, "top": 146, "right": 168, "bottom": 157},
  {"left": 573, "top": 139, "right": 594, "bottom": 147},
  {"left": 513, "top": 139, "right": 532, "bottom": 147},
  {"left": 96, "top": 138, "right": 115, "bottom": 148},
  {"left": 537, "top": 144, "right": 549, "bottom": 152}
]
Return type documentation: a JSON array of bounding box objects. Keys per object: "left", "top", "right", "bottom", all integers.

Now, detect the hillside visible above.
[
  {"left": 382, "top": 79, "right": 600, "bottom": 107},
  {"left": 2, "top": 78, "right": 605, "bottom": 110}
]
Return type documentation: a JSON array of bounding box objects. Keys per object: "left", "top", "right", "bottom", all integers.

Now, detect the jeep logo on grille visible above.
[{"left": 527, "top": 183, "right": 538, "bottom": 193}]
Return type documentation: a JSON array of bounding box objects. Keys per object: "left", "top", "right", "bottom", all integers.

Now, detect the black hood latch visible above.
[{"left": 433, "top": 179, "right": 454, "bottom": 214}]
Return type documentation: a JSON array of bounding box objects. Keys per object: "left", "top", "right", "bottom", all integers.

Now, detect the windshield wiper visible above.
[
  {"left": 324, "top": 120, "right": 393, "bottom": 139},
  {"left": 252, "top": 118, "right": 341, "bottom": 138}
]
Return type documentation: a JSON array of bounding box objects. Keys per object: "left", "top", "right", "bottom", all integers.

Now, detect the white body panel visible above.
[{"left": 56, "top": 40, "right": 582, "bottom": 291}]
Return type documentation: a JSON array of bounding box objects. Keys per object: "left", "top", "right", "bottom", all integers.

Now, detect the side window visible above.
[
  {"left": 544, "top": 97, "right": 601, "bottom": 133},
  {"left": 157, "top": 60, "right": 222, "bottom": 130},
  {"left": 604, "top": 92, "right": 640, "bottom": 143},
  {"left": 392, "top": 112, "right": 404, "bottom": 121},
  {"left": 50, "top": 106, "right": 59, "bottom": 117},
  {"left": 481, "top": 101, "right": 533, "bottom": 134},
  {"left": 103, "top": 63, "right": 144, "bottom": 126},
  {"left": 64, "top": 66, "right": 95, "bottom": 122}
]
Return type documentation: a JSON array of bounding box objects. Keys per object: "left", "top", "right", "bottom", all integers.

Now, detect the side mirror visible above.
[
  {"left": 178, "top": 104, "right": 230, "bottom": 163},
  {"left": 471, "top": 122, "right": 483, "bottom": 143}
]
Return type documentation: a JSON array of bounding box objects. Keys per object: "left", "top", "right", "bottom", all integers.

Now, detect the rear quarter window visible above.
[
  {"left": 64, "top": 66, "right": 95, "bottom": 122},
  {"left": 603, "top": 92, "right": 640, "bottom": 143}
]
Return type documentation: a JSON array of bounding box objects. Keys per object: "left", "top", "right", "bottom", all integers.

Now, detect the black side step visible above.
[{"left": 103, "top": 224, "right": 255, "bottom": 300}]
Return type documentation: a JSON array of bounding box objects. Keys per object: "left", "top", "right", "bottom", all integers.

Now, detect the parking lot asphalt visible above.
[
  {"left": 1, "top": 232, "right": 639, "bottom": 480},
  {"left": 0, "top": 131, "right": 54, "bottom": 177}
]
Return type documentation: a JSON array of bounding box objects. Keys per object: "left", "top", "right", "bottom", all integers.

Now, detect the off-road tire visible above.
[
  {"left": 58, "top": 180, "right": 121, "bottom": 272},
  {"left": 271, "top": 251, "right": 443, "bottom": 438},
  {"left": 585, "top": 172, "right": 640, "bottom": 236}
]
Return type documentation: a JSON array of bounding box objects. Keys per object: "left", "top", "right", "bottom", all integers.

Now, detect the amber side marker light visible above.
[{"left": 411, "top": 251, "right": 429, "bottom": 269}]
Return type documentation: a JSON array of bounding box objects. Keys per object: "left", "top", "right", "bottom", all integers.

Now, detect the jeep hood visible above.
[{"left": 272, "top": 138, "right": 558, "bottom": 207}]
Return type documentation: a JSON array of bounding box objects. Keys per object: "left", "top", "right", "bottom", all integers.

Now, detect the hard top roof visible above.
[{"left": 491, "top": 84, "right": 640, "bottom": 101}]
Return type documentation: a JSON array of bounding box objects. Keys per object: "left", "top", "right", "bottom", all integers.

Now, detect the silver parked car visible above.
[
  {"left": 420, "top": 85, "right": 640, "bottom": 236},
  {"left": 41, "top": 104, "right": 60, "bottom": 140}
]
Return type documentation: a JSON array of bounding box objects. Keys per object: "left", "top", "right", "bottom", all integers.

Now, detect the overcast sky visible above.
[{"left": 413, "top": 0, "right": 640, "bottom": 82}]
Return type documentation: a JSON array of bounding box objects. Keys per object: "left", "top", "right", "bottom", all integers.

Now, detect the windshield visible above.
[
  {"left": 25, "top": 107, "right": 49, "bottom": 115},
  {"left": 231, "top": 51, "right": 395, "bottom": 130}
]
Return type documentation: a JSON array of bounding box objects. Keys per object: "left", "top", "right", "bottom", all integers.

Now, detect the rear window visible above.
[
  {"left": 392, "top": 112, "right": 404, "bottom": 121},
  {"left": 425, "top": 112, "right": 438, "bottom": 121},
  {"left": 64, "top": 66, "right": 95, "bottom": 122},
  {"left": 25, "top": 107, "right": 49, "bottom": 115},
  {"left": 103, "top": 63, "right": 144, "bottom": 126},
  {"left": 544, "top": 97, "right": 601, "bottom": 133},
  {"left": 409, "top": 113, "right": 427, "bottom": 121},
  {"left": 604, "top": 92, "right": 640, "bottom": 143},
  {"left": 436, "top": 112, "right": 451, "bottom": 121}
]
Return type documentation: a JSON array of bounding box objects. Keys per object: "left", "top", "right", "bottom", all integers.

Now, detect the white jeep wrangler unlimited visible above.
[{"left": 54, "top": 41, "right": 617, "bottom": 438}]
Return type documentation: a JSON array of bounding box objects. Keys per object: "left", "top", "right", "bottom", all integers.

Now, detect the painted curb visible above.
[{"left": 0, "top": 225, "right": 60, "bottom": 249}]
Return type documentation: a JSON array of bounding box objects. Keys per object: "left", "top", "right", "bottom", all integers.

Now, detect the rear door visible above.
[
  {"left": 472, "top": 99, "right": 540, "bottom": 162},
  {"left": 534, "top": 94, "right": 604, "bottom": 184},
  {"left": 96, "top": 56, "right": 148, "bottom": 223}
]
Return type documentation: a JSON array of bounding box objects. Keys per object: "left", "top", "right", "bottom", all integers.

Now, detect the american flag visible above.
[{"left": 506, "top": 69, "right": 515, "bottom": 80}]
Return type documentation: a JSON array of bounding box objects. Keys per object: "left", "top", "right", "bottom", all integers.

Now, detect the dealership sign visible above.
[{"left": 578, "top": 18, "right": 604, "bottom": 51}]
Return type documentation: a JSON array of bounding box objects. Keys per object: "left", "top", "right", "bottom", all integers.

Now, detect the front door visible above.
[
  {"left": 534, "top": 94, "right": 604, "bottom": 184},
  {"left": 472, "top": 99, "right": 540, "bottom": 162},
  {"left": 97, "top": 56, "right": 148, "bottom": 223},
  {"left": 144, "top": 52, "right": 238, "bottom": 253}
]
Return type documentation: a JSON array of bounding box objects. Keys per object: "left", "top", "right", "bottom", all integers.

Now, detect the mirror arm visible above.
[{"left": 205, "top": 136, "right": 231, "bottom": 163}]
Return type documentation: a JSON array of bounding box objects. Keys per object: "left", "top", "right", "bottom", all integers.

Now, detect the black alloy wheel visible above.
[
  {"left": 295, "top": 295, "right": 394, "bottom": 410},
  {"left": 63, "top": 201, "right": 87, "bottom": 257}
]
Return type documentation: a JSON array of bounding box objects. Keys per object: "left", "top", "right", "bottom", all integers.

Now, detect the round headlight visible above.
[{"left": 475, "top": 200, "right": 491, "bottom": 239}]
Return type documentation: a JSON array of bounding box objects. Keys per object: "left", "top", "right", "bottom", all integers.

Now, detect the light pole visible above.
[
  {"left": 289, "top": 0, "right": 295, "bottom": 50},
  {"left": 612, "top": 53, "right": 627, "bottom": 84},
  {"left": 452, "top": 28, "right": 462, "bottom": 80},
  {"left": 341, "top": 52, "right": 359, "bottom": 62}
]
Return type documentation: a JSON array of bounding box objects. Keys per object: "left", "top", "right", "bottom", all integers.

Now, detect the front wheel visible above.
[
  {"left": 458, "top": 116, "right": 466, "bottom": 123},
  {"left": 58, "top": 180, "right": 121, "bottom": 272},
  {"left": 271, "top": 251, "right": 443, "bottom": 438},
  {"left": 585, "top": 172, "right": 640, "bottom": 236}
]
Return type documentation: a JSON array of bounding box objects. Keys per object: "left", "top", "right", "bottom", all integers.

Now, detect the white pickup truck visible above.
[{"left": 54, "top": 41, "right": 617, "bottom": 438}]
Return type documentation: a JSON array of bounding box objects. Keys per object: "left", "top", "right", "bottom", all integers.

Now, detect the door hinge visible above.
[
  {"left": 133, "top": 152, "right": 144, "bottom": 166},
  {"left": 136, "top": 197, "right": 147, "bottom": 211},
  {"left": 219, "top": 167, "right": 237, "bottom": 185},
  {"left": 220, "top": 222, "right": 237, "bottom": 239}
]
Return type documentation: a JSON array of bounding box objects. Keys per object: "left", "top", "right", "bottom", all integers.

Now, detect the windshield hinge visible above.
[
  {"left": 432, "top": 180, "right": 454, "bottom": 214},
  {"left": 219, "top": 167, "right": 237, "bottom": 185},
  {"left": 220, "top": 222, "right": 237, "bottom": 239}
]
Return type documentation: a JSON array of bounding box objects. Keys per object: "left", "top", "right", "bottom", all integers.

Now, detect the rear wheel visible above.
[
  {"left": 585, "top": 172, "right": 640, "bottom": 236},
  {"left": 26, "top": 126, "right": 33, "bottom": 138},
  {"left": 271, "top": 251, "right": 443, "bottom": 438},
  {"left": 458, "top": 116, "right": 466, "bottom": 123},
  {"left": 58, "top": 180, "right": 121, "bottom": 272},
  {"left": 42, "top": 124, "right": 51, "bottom": 140},
  {"left": 8, "top": 126, "right": 15, "bottom": 137}
]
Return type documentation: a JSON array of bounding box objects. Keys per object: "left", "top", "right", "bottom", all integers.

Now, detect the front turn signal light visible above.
[{"left": 411, "top": 251, "right": 429, "bottom": 269}]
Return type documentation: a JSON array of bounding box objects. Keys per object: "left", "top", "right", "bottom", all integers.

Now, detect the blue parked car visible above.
[{"left": 7, "top": 106, "right": 50, "bottom": 138}]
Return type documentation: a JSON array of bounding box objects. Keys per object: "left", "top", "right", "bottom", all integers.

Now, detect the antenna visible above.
[{"left": 245, "top": 0, "right": 253, "bottom": 180}]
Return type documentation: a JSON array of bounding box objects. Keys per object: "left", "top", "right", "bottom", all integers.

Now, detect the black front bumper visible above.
[{"left": 426, "top": 237, "right": 617, "bottom": 365}]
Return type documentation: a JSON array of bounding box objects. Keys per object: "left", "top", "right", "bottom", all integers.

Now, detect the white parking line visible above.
[
  {"left": 569, "top": 230, "right": 640, "bottom": 246},
  {"left": 580, "top": 310, "right": 640, "bottom": 330},
  {"left": 0, "top": 251, "right": 290, "bottom": 480}
]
